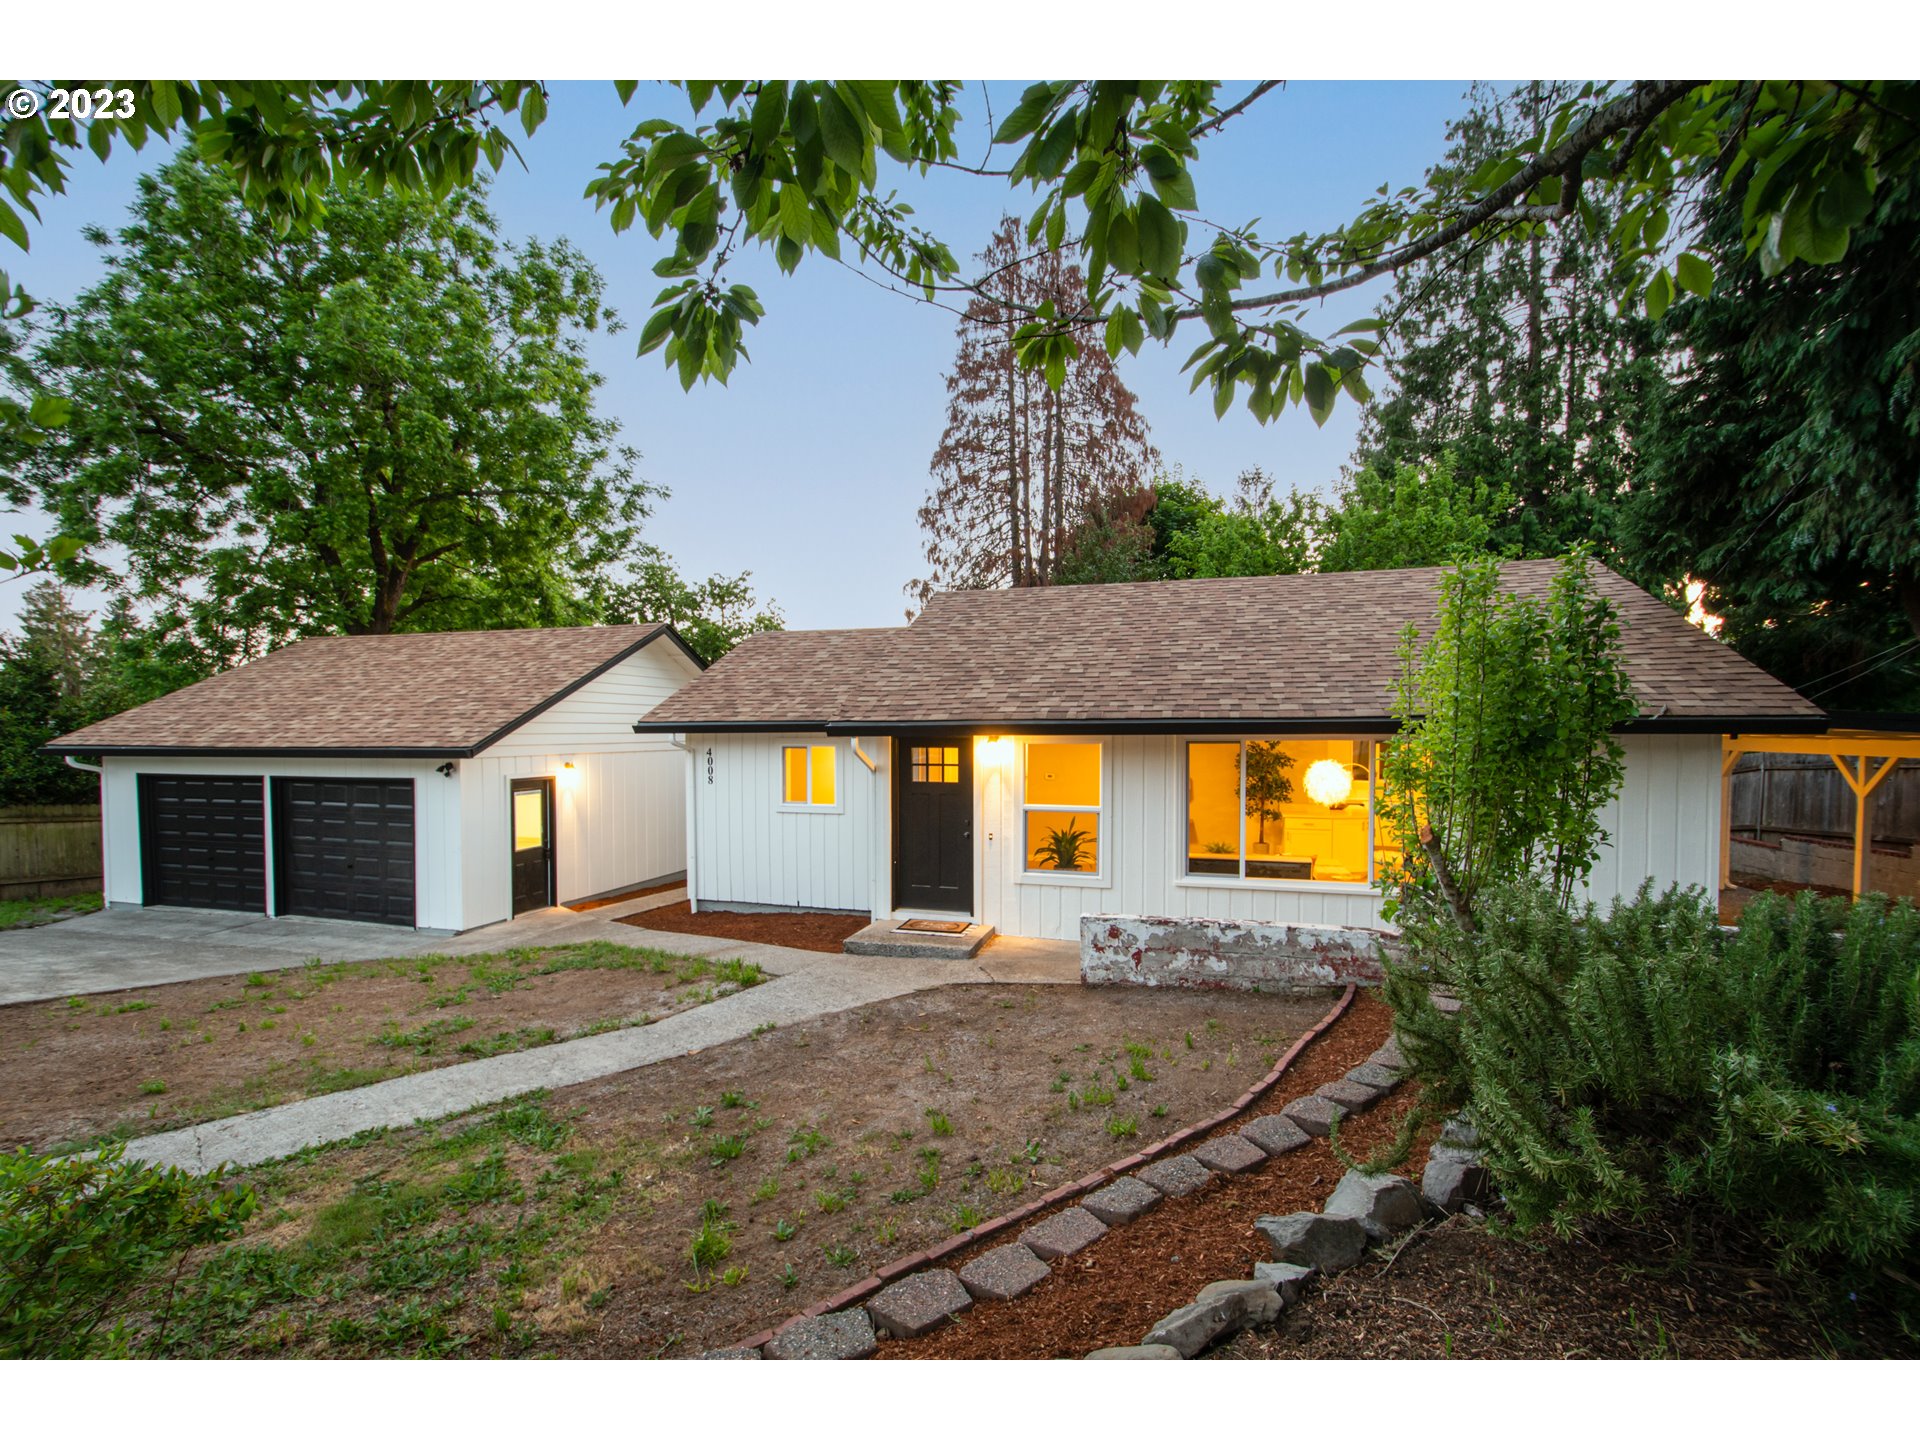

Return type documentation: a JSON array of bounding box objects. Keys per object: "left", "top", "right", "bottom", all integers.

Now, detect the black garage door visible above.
[
  {"left": 274, "top": 778, "right": 416, "bottom": 926},
  {"left": 139, "top": 774, "right": 266, "bottom": 912}
]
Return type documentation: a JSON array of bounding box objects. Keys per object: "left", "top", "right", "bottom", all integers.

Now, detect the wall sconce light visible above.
[
  {"left": 1305, "top": 758, "right": 1354, "bottom": 809},
  {"left": 558, "top": 761, "right": 579, "bottom": 790},
  {"left": 976, "top": 735, "right": 1014, "bottom": 766}
]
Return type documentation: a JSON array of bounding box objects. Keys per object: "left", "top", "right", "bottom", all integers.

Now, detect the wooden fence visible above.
[
  {"left": 1730, "top": 752, "right": 1920, "bottom": 844},
  {"left": 0, "top": 804, "right": 103, "bottom": 901}
]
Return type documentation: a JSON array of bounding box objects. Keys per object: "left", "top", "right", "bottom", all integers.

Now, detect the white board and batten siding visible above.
[
  {"left": 458, "top": 643, "right": 700, "bottom": 931},
  {"left": 97, "top": 753, "right": 462, "bottom": 930},
  {"left": 686, "top": 730, "right": 1723, "bottom": 943},
  {"left": 684, "top": 732, "right": 884, "bottom": 914}
]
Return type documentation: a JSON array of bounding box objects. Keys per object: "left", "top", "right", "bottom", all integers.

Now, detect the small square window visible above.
[
  {"left": 910, "top": 746, "right": 958, "bottom": 784},
  {"left": 782, "top": 744, "right": 838, "bottom": 807}
]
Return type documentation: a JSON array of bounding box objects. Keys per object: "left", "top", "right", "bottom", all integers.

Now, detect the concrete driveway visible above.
[{"left": 0, "top": 891, "right": 696, "bottom": 1006}]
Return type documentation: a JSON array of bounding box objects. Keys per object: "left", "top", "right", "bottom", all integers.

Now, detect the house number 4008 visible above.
[{"left": 705, "top": 748, "right": 714, "bottom": 785}]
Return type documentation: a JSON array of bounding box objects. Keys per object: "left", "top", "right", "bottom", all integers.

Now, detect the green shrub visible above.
[
  {"left": 0, "top": 1145, "right": 256, "bottom": 1357},
  {"left": 1386, "top": 880, "right": 1920, "bottom": 1332}
]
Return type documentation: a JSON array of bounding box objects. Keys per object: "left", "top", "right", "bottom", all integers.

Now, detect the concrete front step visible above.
[{"left": 842, "top": 918, "right": 997, "bottom": 959}]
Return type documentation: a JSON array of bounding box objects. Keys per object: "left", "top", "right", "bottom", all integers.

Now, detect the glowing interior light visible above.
[{"left": 1304, "top": 758, "right": 1354, "bottom": 808}]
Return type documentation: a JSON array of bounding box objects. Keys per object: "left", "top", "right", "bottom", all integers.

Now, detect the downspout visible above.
[
  {"left": 850, "top": 739, "right": 877, "bottom": 773},
  {"left": 63, "top": 755, "right": 103, "bottom": 776},
  {"left": 666, "top": 734, "right": 700, "bottom": 912}
]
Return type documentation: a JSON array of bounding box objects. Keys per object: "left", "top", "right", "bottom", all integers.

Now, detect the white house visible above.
[
  {"left": 635, "top": 564, "right": 1824, "bottom": 944},
  {"left": 47, "top": 625, "right": 703, "bottom": 933}
]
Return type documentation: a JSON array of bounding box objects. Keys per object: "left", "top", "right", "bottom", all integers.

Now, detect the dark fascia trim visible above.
[
  {"left": 635, "top": 711, "right": 1834, "bottom": 739},
  {"left": 43, "top": 624, "right": 709, "bottom": 762},
  {"left": 40, "top": 743, "right": 471, "bottom": 759},
  {"left": 1822, "top": 711, "right": 1920, "bottom": 733}
]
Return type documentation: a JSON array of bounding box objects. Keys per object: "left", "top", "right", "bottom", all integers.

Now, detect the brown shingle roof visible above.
[
  {"left": 638, "top": 562, "right": 1820, "bottom": 732},
  {"left": 47, "top": 625, "right": 687, "bottom": 756}
]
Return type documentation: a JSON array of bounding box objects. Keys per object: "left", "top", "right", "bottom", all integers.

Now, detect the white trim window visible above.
[
  {"left": 1182, "top": 738, "right": 1377, "bottom": 887},
  {"left": 779, "top": 742, "right": 840, "bottom": 810},
  {"left": 1021, "top": 739, "right": 1105, "bottom": 879}
]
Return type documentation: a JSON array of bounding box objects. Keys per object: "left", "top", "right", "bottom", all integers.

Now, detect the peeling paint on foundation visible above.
[{"left": 1080, "top": 914, "right": 1395, "bottom": 993}]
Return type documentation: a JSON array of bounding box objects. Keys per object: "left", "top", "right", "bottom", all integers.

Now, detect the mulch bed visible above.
[
  {"left": 884, "top": 992, "right": 1408, "bottom": 1359},
  {"left": 620, "top": 901, "right": 869, "bottom": 953},
  {"left": 565, "top": 878, "right": 686, "bottom": 912}
]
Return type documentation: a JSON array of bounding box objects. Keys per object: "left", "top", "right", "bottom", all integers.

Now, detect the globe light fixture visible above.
[{"left": 1305, "top": 758, "right": 1354, "bottom": 808}]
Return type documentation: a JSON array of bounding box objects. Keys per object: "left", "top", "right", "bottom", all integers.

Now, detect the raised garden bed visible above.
[{"left": 0, "top": 940, "right": 762, "bottom": 1154}]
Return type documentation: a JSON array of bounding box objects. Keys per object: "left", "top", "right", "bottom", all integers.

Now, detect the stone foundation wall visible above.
[{"left": 1081, "top": 914, "right": 1395, "bottom": 993}]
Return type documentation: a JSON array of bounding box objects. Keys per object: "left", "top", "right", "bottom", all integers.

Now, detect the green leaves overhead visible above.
[{"left": 5, "top": 79, "right": 1915, "bottom": 429}]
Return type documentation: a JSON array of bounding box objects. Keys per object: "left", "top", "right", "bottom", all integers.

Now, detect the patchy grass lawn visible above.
[
  {"left": 0, "top": 942, "right": 765, "bottom": 1153},
  {"left": 0, "top": 890, "right": 102, "bottom": 930},
  {"left": 121, "top": 982, "right": 1332, "bottom": 1357}
]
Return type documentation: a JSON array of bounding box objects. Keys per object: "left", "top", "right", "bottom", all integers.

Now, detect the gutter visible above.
[
  {"left": 62, "top": 755, "right": 103, "bottom": 775},
  {"left": 665, "top": 733, "right": 699, "bottom": 914},
  {"left": 634, "top": 713, "right": 1830, "bottom": 739}
]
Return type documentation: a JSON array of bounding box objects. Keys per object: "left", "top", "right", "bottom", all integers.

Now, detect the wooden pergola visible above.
[{"left": 1722, "top": 726, "right": 1920, "bottom": 897}]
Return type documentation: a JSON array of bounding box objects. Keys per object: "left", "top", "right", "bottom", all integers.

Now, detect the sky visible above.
[{"left": 1, "top": 80, "right": 1473, "bottom": 634}]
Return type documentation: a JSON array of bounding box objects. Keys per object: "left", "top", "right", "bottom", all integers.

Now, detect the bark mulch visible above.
[
  {"left": 885, "top": 992, "right": 1403, "bottom": 1359},
  {"left": 619, "top": 901, "right": 869, "bottom": 953}
]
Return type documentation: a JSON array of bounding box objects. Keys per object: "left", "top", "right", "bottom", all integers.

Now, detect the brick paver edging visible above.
[{"left": 729, "top": 981, "right": 1361, "bottom": 1353}]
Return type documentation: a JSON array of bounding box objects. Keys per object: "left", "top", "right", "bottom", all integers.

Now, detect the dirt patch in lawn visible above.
[
  {"left": 620, "top": 901, "right": 868, "bottom": 953},
  {"left": 0, "top": 940, "right": 765, "bottom": 1153},
  {"left": 136, "top": 981, "right": 1335, "bottom": 1358},
  {"left": 886, "top": 990, "right": 1397, "bottom": 1358}
]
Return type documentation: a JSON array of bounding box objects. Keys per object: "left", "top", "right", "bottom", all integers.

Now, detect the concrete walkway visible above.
[
  {"left": 0, "top": 888, "right": 695, "bottom": 1006},
  {"left": 117, "top": 918, "right": 1082, "bottom": 1175}
]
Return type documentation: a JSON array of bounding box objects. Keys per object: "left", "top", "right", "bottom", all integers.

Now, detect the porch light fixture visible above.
[
  {"left": 1304, "top": 758, "right": 1354, "bottom": 809},
  {"left": 976, "top": 735, "right": 1014, "bottom": 766},
  {"left": 558, "top": 761, "right": 579, "bottom": 790},
  {"left": 436, "top": 761, "right": 457, "bottom": 778}
]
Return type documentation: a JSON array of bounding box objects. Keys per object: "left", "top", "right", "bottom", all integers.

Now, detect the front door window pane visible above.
[{"left": 513, "top": 790, "right": 544, "bottom": 851}]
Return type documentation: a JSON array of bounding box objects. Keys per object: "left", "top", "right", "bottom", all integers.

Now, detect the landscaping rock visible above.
[
  {"left": 1136, "top": 1153, "right": 1215, "bottom": 1197},
  {"left": 1253, "top": 1211, "right": 1368, "bottom": 1273},
  {"left": 1239, "top": 1113, "right": 1313, "bottom": 1156},
  {"left": 1369, "top": 1035, "right": 1406, "bottom": 1071},
  {"left": 1324, "top": 1169, "right": 1425, "bottom": 1241},
  {"left": 1191, "top": 1133, "right": 1269, "bottom": 1174},
  {"left": 1085, "top": 1344, "right": 1182, "bottom": 1359},
  {"left": 1316, "top": 1078, "right": 1381, "bottom": 1112},
  {"left": 1253, "top": 1261, "right": 1315, "bottom": 1305},
  {"left": 1432, "top": 994, "right": 1464, "bottom": 1014},
  {"left": 1280, "top": 1094, "right": 1347, "bottom": 1136},
  {"left": 866, "top": 1268, "right": 973, "bottom": 1339},
  {"left": 1440, "top": 1115, "right": 1482, "bottom": 1149},
  {"left": 763, "top": 1310, "right": 877, "bottom": 1360},
  {"left": 1143, "top": 1280, "right": 1281, "bottom": 1357},
  {"left": 1345, "top": 1061, "right": 1402, "bottom": 1092},
  {"left": 1422, "top": 1147, "right": 1494, "bottom": 1214},
  {"left": 958, "top": 1243, "right": 1052, "bottom": 1301},
  {"left": 694, "top": 1346, "right": 762, "bottom": 1359},
  {"left": 1082, "top": 1176, "right": 1163, "bottom": 1227},
  {"left": 1019, "top": 1205, "right": 1109, "bottom": 1260}
]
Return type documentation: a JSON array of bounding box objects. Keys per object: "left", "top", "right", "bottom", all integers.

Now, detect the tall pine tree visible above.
[
  {"left": 1353, "top": 82, "right": 1660, "bottom": 559},
  {"left": 913, "top": 216, "right": 1156, "bottom": 601}
]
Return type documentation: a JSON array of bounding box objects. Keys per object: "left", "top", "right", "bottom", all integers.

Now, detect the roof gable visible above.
[{"left": 47, "top": 624, "right": 689, "bottom": 757}]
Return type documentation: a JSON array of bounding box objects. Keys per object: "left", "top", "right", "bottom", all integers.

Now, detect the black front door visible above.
[
  {"left": 511, "top": 778, "right": 554, "bottom": 914},
  {"left": 893, "top": 739, "right": 972, "bottom": 912}
]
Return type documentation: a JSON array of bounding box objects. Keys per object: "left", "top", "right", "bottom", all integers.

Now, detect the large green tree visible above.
[
  {"left": 1353, "top": 82, "right": 1660, "bottom": 557},
  {"left": 2, "top": 81, "right": 1911, "bottom": 434},
  {"left": 1625, "top": 165, "right": 1920, "bottom": 711},
  {"left": 2, "top": 156, "right": 655, "bottom": 667}
]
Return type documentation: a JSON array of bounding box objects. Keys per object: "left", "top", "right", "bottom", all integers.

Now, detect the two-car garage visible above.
[
  {"left": 137, "top": 774, "right": 417, "bottom": 926},
  {"left": 49, "top": 624, "right": 704, "bottom": 936}
]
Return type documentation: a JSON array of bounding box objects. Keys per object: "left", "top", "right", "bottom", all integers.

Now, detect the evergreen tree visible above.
[
  {"left": 1354, "top": 82, "right": 1661, "bottom": 559},
  {"left": 913, "top": 216, "right": 1156, "bottom": 600},
  {"left": 1625, "top": 167, "right": 1920, "bottom": 711}
]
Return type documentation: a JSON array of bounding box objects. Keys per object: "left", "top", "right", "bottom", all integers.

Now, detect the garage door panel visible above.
[
  {"left": 140, "top": 775, "right": 266, "bottom": 912},
  {"left": 276, "top": 778, "right": 416, "bottom": 926}
]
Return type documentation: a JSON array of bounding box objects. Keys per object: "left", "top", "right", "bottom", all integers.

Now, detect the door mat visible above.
[{"left": 897, "top": 918, "right": 971, "bottom": 934}]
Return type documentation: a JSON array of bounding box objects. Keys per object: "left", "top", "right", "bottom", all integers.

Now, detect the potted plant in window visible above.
[
  {"left": 1031, "top": 816, "right": 1095, "bottom": 872},
  {"left": 1243, "top": 742, "right": 1294, "bottom": 855}
]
